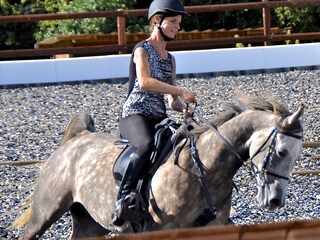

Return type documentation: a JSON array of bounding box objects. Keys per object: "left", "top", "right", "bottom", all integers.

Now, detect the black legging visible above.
[{"left": 118, "top": 114, "right": 163, "bottom": 161}]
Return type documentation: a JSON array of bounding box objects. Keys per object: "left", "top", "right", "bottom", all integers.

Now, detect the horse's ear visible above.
[{"left": 284, "top": 103, "right": 305, "bottom": 126}]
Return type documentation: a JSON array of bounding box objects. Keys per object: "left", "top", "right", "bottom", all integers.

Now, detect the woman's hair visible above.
[
  {"left": 148, "top": 12, "right": 181, "bottom": 33},
  {"left": 149, "top": 13, "right": 164, "bottom": 33}
]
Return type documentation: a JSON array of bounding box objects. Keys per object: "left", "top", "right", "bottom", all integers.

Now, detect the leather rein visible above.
[
  {"left": 189, "top": 105, "right": 303, "bottom": 182},
  {"left": 181, "top": 105, "right": 303, "bottom": 226}
]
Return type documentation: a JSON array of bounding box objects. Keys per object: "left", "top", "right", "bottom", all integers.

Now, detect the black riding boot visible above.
[{"left": 112, "top": 152, "right": 146, "bottom": 226}]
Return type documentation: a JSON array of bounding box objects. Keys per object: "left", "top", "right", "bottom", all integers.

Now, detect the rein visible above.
[
  {"left": 188, "top": 105, "right": 245, "bottom": 163},
  {"left": 189, "top": 105, "right": 302, "bottom": 182},
  {"left": 175, "top": 105, "right": 238, "bottom": 226},
  {"left": 178, "top": 105, "right": 302, "bottom": 226}
]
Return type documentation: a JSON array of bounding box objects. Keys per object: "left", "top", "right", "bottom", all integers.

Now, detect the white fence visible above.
[{"left": 1, "top": 42, "right": 320, "bottom": 86}]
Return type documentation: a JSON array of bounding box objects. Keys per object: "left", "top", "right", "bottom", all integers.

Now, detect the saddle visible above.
[{"left": 112, "top": 118, "right": 188, "bottom": 223}]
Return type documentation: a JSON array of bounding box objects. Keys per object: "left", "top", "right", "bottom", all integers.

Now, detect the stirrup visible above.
[{"left": 118, "top": 192, "right": 146, "bottom": 223}]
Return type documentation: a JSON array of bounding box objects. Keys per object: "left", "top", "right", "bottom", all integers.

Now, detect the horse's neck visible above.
[{"left": 195, "top": 111, "right": 273, "bottom": 178}]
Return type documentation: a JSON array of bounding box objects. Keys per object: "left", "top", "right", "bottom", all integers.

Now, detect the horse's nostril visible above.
[{"left": 270, "top": 198, "right": 281, "bottom": 207}]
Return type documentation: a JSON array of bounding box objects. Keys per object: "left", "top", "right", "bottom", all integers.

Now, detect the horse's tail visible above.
[
  {"left": 11, "top": 113, "right": 95, "bottom": 230},
  {"left": 10, "top": 194, "right": 33, "bottom": 229},
  {"left": 11, "top": 208, "right": 32, "bottom": 229},
  {"left": 60, "top": 112, "right": 96, "bottom": 146}
]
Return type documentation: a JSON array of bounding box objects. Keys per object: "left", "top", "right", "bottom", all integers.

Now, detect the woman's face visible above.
[{"left": 159, "top": 15, "right": 182, "bottom": 38}]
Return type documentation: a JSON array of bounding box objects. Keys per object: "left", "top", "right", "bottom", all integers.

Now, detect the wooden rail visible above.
[
  {"left": 32, "top": 27, "right": 291, "bottom": 58},
  {"left": 302, "top": 142, "right": 320, "bottom": 148},
  {"left": 293, "top": 141, "right": 320, "bottom": 176},
  {"left": 84, "top": 219, "right": 320, "bottom": 240},
  {"left": 1, "top": 0, "right": 320, "bottom": 59}
]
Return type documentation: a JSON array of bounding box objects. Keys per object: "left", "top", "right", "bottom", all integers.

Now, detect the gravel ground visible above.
[{"left": 0, "top": 69, "right": 319, "bottom": 239}]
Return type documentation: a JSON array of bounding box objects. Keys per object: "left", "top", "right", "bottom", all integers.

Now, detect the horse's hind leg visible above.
[
  {"left": 69, "top": 203, "right": 109, "bottom": 239},
  {"left": 21, "top": 190, "right": 73, "bottom": 240}
]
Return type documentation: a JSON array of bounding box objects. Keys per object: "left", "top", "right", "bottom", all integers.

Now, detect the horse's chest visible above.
[{"left": 151, "top": 165, "right": 201, "bottom": 212}]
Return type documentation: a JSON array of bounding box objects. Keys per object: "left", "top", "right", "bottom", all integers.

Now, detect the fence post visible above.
[
  {"left": 117, "top": 9, "right": 126, "bottom": 54},
  {"left": 262, "top": 0, "right": 271, "bottom": 46}
]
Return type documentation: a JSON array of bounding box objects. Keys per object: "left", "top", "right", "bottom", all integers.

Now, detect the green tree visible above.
[
  {"left": 1, "top": 0, "right": 320, "bottom": 51},
  {"left": 181, "top": 0, "right": 270, "bottom": 31},
  {"left": 275, "top": 6, "right": 320, "bottom": 33},
  {"left": 0, "top": 0, "right": 46, "bottom": 50},
  {"left": 35, "top": 0, "right": 137, "bottom": 41},
  {"left": 0, "top": 0, "right": 137, "bottom": 49}
]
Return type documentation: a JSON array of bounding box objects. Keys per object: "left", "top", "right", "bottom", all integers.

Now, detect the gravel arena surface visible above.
[{"left": 0, "top": 69, "right": 320, "bottom": 239}]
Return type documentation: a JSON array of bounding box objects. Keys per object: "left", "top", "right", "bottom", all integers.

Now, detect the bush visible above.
[
  {"left": 35, "top": 0, "right": 137, "bottom": 41},
  {"left": 181, "top": 0, "right": 269, "bottom": 31},
  {"left": 1, "top": 0, "right": 319, "bottom": 50},
  {"left": 275, "top": 6, "right": 320, "bottom": 33},
  {"left": 0, "top": 0, "right": 46, "bottom": 49}
]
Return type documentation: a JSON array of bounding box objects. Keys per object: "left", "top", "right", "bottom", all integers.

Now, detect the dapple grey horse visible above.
[{"left": 14, "top": 93, "right": 304, "bottom": 239}]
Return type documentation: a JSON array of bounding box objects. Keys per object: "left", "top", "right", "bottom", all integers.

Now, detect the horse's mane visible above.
[{"left": 191, "top": 92, "right": 291, "bottom": 136}]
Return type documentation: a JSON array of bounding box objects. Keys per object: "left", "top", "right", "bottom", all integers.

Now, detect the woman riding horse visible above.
[
  {"left": 113, "top": 0, "right": 197, "bottom": 226},
  {"left": 13, "top": 93, "right": 304, "bottom": 239}
]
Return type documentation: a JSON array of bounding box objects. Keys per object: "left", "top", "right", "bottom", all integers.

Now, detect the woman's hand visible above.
[
  {"left": 180, "top": 89, "right": 197, "bottom": 104},
  {"left": 183, "top": 107, "right": 193, "bottom": 118}
]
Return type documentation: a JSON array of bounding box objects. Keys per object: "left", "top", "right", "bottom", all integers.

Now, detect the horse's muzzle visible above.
[{"left": 257, "top": 185, "right": 285, "bottom": 211}]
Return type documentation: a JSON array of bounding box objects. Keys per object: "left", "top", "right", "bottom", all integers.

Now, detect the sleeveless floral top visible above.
[{"left": 121, "top": 41, "right": 173, "bottom": 120}]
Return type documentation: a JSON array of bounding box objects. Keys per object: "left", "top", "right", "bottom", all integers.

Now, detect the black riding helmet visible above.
[
  {"left": 148, "top": 0, "right": 190, "bottom": 41},
  {"left": 148, "top": 0, "right": 190, "bottom": 21}
]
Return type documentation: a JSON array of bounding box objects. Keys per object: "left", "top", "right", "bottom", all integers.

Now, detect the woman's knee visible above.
[{"left": 137, "top": 138, "right": 154, "bottom": 156}]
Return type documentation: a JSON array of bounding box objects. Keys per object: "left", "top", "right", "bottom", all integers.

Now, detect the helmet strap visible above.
[{"left": 157, "top": 14, "right": 175, "bottom": 42}]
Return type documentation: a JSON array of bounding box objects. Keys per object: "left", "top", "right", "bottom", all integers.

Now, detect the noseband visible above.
[{"left": 250, "top": 127, "right": 303, "bottom": 186}]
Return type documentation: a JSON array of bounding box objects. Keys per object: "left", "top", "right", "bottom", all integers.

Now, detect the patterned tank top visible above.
[{"left": 121, "top": 41, "right": 173, "bottom": 119}]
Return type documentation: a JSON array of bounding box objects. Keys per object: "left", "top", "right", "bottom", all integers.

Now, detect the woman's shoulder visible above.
[
  {"left": 134, "top": 40, "right": 146, "bottom": 48},
  {"left": 133, "top": 46, "right": 149, "bottom": 60},
  {"left": 133, "top": 40, "right": 150, "bottom": 51},
  {"left": 133, "top": 41, "right": 149, "bottom": 55}
]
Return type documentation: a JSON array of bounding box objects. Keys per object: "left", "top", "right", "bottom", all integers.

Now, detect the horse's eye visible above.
[{"left": 277, "top": 149, "right": 288, "bottom": 158}]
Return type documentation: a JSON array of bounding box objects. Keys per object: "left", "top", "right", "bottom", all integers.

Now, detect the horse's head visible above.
[{"left": 248, "top": 104, "right": 304, "bottom": 211}]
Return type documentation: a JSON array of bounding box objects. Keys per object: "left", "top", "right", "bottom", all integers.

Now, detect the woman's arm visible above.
[
  {"left": 134, "top": 47, "right": 196, "bottom": 104},
  {"left": 168, "top": 95, "right": 187, "bottom": 112},
  {"left": 167, "top": 56, "right": 187, "bottom": 112}
]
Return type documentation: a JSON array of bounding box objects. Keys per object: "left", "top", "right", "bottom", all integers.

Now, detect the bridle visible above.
[
  {"left": 188, "top": 104, "right": 303, "bottom": 184},
  {"left": 182, "top": 105, "right": 303, "bottom": 225},
  {"left": 250, "top": 126, "right": 303, "bottom": 186}
]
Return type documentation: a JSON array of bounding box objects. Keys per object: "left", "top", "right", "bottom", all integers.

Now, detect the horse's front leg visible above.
[{"left": 206, "top": 196, "right": 232, "bottom": 226}]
